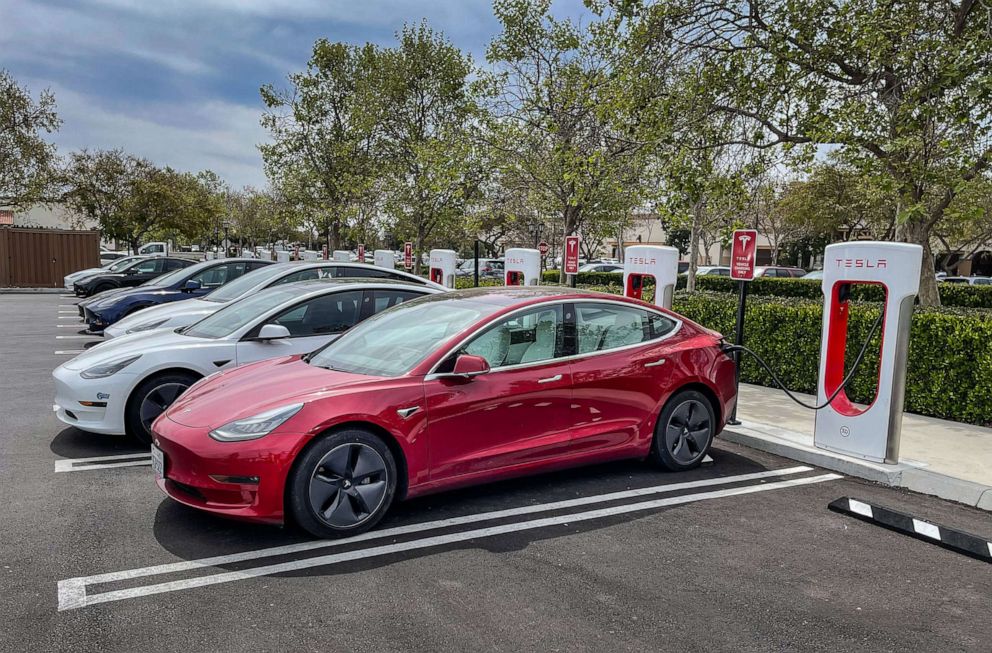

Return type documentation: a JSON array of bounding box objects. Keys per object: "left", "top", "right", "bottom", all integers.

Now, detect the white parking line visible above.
[
  {"left": 54, "top": 452, "right": 152, "bottom": 473},
  {"left": 54, "top": 350, "right": 85, "bottom": 355},
  {"left": 58, "top": 316, "right": 81, "bottom": 320},
  {"left": 60, "top": 294, "right": 76, "bottom": 298},
  {"left": 56, "top": 324, "right": 86, "bottom": 328},
  {"left": 55, "top": 335, "right": 100, "bottom": 340},
  {"left": 59, "top": 310, "right": 78, "bottom": 314},
  {"left": 59, "top": 304, "right": 77, "bottom": 308},
  {"left": 57, "top": 467, "right": 833, "bottom": 610}
]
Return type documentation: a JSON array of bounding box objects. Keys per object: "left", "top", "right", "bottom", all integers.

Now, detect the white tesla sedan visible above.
[
  {"left": 54, "top": 280, "right": 441, "bottom": 443},
  {"left": 63, "top": 255, "right": 149, "bottom": 290},
  {"left": 103, "top": 261, "right": 445, "bottom": 339}
]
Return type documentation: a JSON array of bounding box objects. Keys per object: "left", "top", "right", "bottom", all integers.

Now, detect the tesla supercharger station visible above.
[
  {"left": 623, "top": 245, "right": 680, "bottom": 310},
  {"left": 504, "top": 248, "right": 541, "bottom": 286},
  {"left": 429, "top": 249, "right": 457, "bottom": 288},
  {"left": 814, "top": 241, "right": 922, "bottom": 463},
  {"left": 374, "top": 249, "right": 395, "bottom": 269},
  {"left": 332, "top": 250, "right": 350, "bottom": 262}
]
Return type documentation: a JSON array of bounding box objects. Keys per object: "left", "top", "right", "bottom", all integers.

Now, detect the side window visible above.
[
  {"left": 191, "top": 262, "right": 246, "bottom": 287},
  {"left": 271, "top": 267, "right": 331, "bottom": 285},
  {"left": 371, "top": 289, "right": 424, "bottom": 313},
  {"left": 338, "top": 266, "right": 393, "bottom": 279},
  {"left": 575, "top": 303, "right": 657, "bottom": 353},
  {"left": 166, "top": 259, "right": 192, "bottom": 271},
  {"left": 266, "top": 290, "right": 364, "bottom": 337},
  {"left": 134, "top": 260, "right": 160, "bottom": 274},
  {"left": 461, "top": 305, "right": 564, "bottom": 369},
  {"left": 248, "top": 261, "right": 270, "bottom": 271}
]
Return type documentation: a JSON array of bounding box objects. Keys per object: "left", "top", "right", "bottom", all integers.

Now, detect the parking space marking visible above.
[
  {"left": 55, "top": 453, "right": 152, "bottom": 473},
  {"left": 54, "top": 350, "right": 85, "bottom": 355},
  {"left": 57, "top": 467, "right": 832, "bottom": 610},
  {"left": 59, "top": 473, "right": 841, "bottom": 610},
  {"left": 55, "top": 335, "right": 100, "bottom": 340},
  {"left": 56, "top": 324, "right": 87, "bottom": 328},
  {"left": 60, "top": 294, "right": 75, "bottom": 299},
  {"left": 59, "top": 304, "right": 77, "bottom": 308},
  {"left": 58, "top": 316, "right": 81, "bottom": 320}
]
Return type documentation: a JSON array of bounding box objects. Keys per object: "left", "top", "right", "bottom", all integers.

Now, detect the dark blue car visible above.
[{"left": 81, "top": 258, "right": 273, "bottom": 332}]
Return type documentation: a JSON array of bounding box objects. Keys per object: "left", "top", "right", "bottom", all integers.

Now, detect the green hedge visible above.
[{"left": 671, "top": 291, "right": 992, "bottom": 426}]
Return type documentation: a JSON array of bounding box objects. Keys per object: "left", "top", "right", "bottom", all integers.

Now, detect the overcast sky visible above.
[{"left": 3, "top": 0, "right": 591, "bottom": 188}]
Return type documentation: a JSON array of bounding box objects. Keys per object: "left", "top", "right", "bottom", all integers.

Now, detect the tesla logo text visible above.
[
  {"left": 506, "top": 257, "right": 524, "bottom": 264},
  {"left": 627, "top": 256, "right": 656, "bottom": 265},
  {"left": 834, "top": 258, "right": 887, "bottom": 269}
]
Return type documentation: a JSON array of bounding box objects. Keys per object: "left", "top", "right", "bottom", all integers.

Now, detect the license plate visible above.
[{"left": 151, "top": 445, "right": 165, "bottom": 479}]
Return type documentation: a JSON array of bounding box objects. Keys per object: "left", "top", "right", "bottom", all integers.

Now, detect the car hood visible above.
[
  {"left": 80, "top": 286, "right": 134, "bottom": 306},
  {"left": 166, "top": 356, "right": 383, "bottom": 428},
  {"left": 58, "top": 328, "right": 192, "bottom": 371},
  {"left": 87, "top": 286, "right": 177, "bottom": 310},
  {"left": 111, "top": 298, "right": 216, "bottom": 331},
  {"left": 67, "top": 268, "right": 103, "bottom": 282}
]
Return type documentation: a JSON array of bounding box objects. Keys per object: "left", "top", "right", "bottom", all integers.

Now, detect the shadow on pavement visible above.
[{"left": 50, "top": 426, "right": 147, "bottom": 458}]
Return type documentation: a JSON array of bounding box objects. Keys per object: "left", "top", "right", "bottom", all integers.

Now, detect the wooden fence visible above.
[{"left": 0, "top": 227, "right": 101, "bottom": 288}]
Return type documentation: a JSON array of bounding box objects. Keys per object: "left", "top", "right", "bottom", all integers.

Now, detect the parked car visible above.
[
  {"left": 104, "top": 261, "right": 446, "bottom": 339},
  {"left": 73, "top": 257, "right": 196, "bottom": 297},
  {"left": 753, "top": 266, "right": 806, "bottom": 278},
  {"left": 801, "top": 270, "right": 823, "bottom": 280},
  {"left": 64, "top": 255, "right": 149, "bottom": 290},
  {"left": 150, "top": 287, "right": 737, "bottom": 537},
  {"left": 455, "top": 259, "right": 504, "bottom": 278},
  {"left": 55, "top": 280, "right": 441, "bottom": 444},
  {"left": 578, "top": 263, "right": 623, "bottom": 273},
  {"left": 940, "top": 276, "right": 992, "bottom": 285},
  {"left": 696, "top": 266, "right": 731, "bottom": 276},
  {"left": 77, "top": 258, "right": 272, "bottom": 333},
  {"left": 99, "top": 251, "right": 128, "bottom": 264}
]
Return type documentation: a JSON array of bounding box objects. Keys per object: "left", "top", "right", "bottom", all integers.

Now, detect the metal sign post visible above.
[{"left": 727, "top": 229, "right": 758, "bottom": 425}]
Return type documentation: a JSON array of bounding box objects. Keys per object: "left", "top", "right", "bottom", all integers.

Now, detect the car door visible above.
[
  {"left": 234, "top": 289, "right": 366, "bottom": 365},
  {"left": 125, "top": 258, "right": 165, "bottom": 287},
  {"left": 424, "top": 303, "right": 574, "bottom": 481},
  {"left": 567, "top": 301, "right": 682, "bottom": 454}
]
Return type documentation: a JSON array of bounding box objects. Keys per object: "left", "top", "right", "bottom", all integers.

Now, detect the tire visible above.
[
  {"left": 649, "top": 389, "right": 716, "bottom": 471},
  {"left": 93, "top": 283, "right": 115, "bottom": 295},
  {"left": 125, "top": 371, "right": 199, "bottom": 445},
  {"left": 287, "top": 429, "right": 398, "bottom": 538}
]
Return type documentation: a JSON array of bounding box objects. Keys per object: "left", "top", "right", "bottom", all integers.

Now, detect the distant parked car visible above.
[
  {"left": 456, "top": 259, "right": 504, "bottom": 278},
  {"left": 753, "top": 266, "right": 806, "bottom": 278},
  {"left": 99, "top": 251, "right": 127, "bottom": 264},
  {"left": 941, "top": 276, "right": 992, "bottom": 285},
  {"left": 64, "top": 255, "right": 149, "bottom": 290},
  {"left": 578, "top": 263, "right": 623, "bottom": 273},
  {"left": 73, "top": 257, "right": 196, "bottom": 297},
  {"left": 696, "top": 266, "right": 731, "bottom": 276},
  {"left": 801, "top": 270, "right": 824, "bottom": 280}
]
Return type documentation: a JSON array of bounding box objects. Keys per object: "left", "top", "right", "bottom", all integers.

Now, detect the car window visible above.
[
  {"left": 371, "top": 289, "right": 424, "bottom": 312},
  {"left": 133, "top": 259, "right": 160, "bottom": 274},
  {"left": 272, "top": 267, "right": 335, "bottom": 285},
  {"left": 462, "top": 305, "right": 565, "bottom": 369},
  {"left": 575, "top": 303, "right": 674, "bottom": 354},
  {"left": 266, "top": 290, "right": 364, "bottom": 337},
  {"left": 190, "top": 262, "right": 247, "bottom": 288},
  {"left": 975, "top": 279, "right": 991, "bottom": 285}
]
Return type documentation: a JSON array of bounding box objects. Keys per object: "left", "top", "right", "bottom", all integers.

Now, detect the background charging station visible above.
[
  {"left": 504, "top": 248, "right": 541, "bottom": 286},
  {"left": 428, "top": 249, "right": 457, "bottom": 288},
  {"left": 373, "top": 249, "right": 395, "bottom": 269},
  {"left": 814, "top": 241, "right": 922, "bottom": 463},
  {"left": 332, "top": 250, "right": 350, "bottom": 262},
  {"left": 622, "top": 245, "right": 680, "bottom": 309}
]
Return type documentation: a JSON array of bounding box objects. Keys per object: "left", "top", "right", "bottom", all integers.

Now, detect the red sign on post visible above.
[
  {"left": 538, "top": 241, "right": 549, "bottom": 256},
  {"left": 730, "top": 229, "right": 758, "bottom": 280},
  {"left": 564, "top": 236, "right": 580, "bottom": 275},
  {"left": 293, "top": 245, "right": 300, "bottom": 261},
  {"left": 321, "top": 244, "right": 328, "bottom": 260},
  {"left": 357, "top": 244, "right": 365, "bottom": 262},
  {"left": 403, "top": 242, "right": 413, "bottom": 269}
]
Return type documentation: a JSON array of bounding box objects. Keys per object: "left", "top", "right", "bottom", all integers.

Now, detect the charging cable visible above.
[{"left": 722, "top": 308, "right": 885, "bottom": 411}]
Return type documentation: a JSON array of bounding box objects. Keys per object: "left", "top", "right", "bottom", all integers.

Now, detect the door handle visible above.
[
  {"left": 644, "top": 358, "right": 666, "bottom": 368},
  {"left": 537, "top": 374, "right": 562, "bottom": 383}
]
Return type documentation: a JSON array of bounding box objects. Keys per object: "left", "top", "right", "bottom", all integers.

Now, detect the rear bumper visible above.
[{"left": 152, "top": 416, "right": 309, "bottom": 525}]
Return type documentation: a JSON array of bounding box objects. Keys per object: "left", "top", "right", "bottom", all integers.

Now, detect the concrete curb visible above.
[
  {"left": 723, "top": 420, "right": 992, "bottom": 512},
  {"left": 0, "top": 288, "right": 68, "bottom": 294}
]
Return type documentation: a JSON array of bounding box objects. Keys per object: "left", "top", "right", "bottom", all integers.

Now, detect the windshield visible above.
[
  {"left": 204, "top": 264, "right": 286, "bottom": 303},
  {"left": 308, "top": 295, "right": 498, "bottom": 376},
  {"left": 183, "top": 286, "right": 298, "bottom": 339},
  {"left": 140, "top": 265, "right": 189, "bottom": 287}
]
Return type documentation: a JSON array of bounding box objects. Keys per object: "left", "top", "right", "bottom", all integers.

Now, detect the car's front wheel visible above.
[
  {"left": 288, "top": 429, "right": 398, "bottom": 538},
  {"left": 649, "top": 389, "right": 716, "bottom": 471},
  {"left": 125, "top": 372, "right": 199, "bottom": 445}
]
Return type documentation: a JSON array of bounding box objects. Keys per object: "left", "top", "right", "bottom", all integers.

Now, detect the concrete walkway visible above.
[{"left": 726, "top": 383, "right": 992, "bottom": 510}]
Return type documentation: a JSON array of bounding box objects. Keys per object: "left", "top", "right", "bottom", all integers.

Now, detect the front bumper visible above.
[
  {"left": 152, "top": 415, "right": 310, "bottom": 525},
  {"left": 52, "top": 365, "right": 134, "bottom": 435},
  {"left": 82, "top": 306, "right": 109, "bottom": 332}
]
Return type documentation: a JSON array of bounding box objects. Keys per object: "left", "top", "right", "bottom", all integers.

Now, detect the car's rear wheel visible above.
[
  {"left": 125, "top": 372, "right": 199, "bottom": 445},
  {"left": 288, "top": 429, "right": 397, "bottom": 538},
  {"left": 650, "top": 389, "right": 716, "bottom": 471},
  {"left": 93, "top": 283, "right": 114, "bottom": 295}
]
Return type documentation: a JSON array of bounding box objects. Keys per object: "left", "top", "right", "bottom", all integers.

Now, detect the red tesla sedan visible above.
[{"left": 152, "top": 288, "right": 737, "bottom": 538}]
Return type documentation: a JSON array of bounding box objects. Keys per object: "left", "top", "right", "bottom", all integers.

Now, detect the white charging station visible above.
[
  {"left": 814, "top": 241, "right": 922, "bottom": 463},
  {"left": 623, "top": 245, "right": 680, "bottom": 310},
  {"left": 504, "top": 248, "right": 541, "bottom": 286},
  {"left": 429, "top": 249, "right": 457, "bottom": 288},
  {"left": 374, "top": 249, "right": 395, "bottom": 269},
  {"left": 332, "top": 250, "right": 350, "bottom": 262}
]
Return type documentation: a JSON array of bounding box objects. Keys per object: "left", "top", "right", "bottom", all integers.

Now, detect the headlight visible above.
[
  {"left": 209, "top": 403, "right": 304, "bottom": 442},
  {"left": 80, "top": 355, "right": 141, "bottom": 379},
  {"left": 126, "top": 318, "right": 168, "bottom": 334}
]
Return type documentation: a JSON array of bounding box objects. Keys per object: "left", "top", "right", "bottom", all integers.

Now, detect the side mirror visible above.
[
  {"left": 182, "top": 280, "right": 202, "bottom": 293},
  {"left": 257, "top": 324, "right": 291, "bottom": 341},
  {"left": 452, "top": 354, "right": 490, "bottom": 377}
]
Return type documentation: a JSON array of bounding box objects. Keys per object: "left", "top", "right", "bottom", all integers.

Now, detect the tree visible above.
[
  {"left": 0, "top": 70, "right": 61, "bottom": 209},
  {"left": 62, "top": 150, "right": 154, "bottom": 247},
  {"left": 622, "top": 0, "right": 992, "bottom": 305}
]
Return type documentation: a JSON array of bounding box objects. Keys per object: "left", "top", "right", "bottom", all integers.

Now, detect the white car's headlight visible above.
[
  {"left": 80, "top": 355, "right": 141, "bottom": 379},
  {"left": 209, "top": 403, "right": 304, "bottom": 442},
  {"left": 126, "top": 318, "right": 168, "bottom": 334}
]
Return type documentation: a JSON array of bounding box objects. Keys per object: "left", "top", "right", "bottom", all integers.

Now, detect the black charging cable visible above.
[{"left": 722, "top": 307, "right": 885, "bottom": 411}]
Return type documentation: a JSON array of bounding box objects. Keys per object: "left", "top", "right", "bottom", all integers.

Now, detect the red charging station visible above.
[
  {"left": 814, "top": 241, "right": 922, "bottom": 463},
  {"left": 504, "top": 248, "right": 541, "bottom": 286},
  {"left": 428, "top": 249, "right": 457, "bottom": 288},
  {"left": 622, "top": 245, "right": 680, "bottom": 309}
]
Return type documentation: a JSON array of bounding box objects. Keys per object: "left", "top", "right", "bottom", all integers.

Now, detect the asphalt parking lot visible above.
[{"left": 2, "top": 293, "right": 990, "bottom": 652}]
